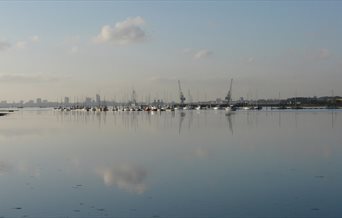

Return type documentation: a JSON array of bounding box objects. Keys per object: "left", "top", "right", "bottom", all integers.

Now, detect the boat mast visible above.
[
  {"left": 225, "top": 78, "right": 233, "bottom": 105},
  {"left": 178, "top": 80, "right": 186, "bottom": 105}
]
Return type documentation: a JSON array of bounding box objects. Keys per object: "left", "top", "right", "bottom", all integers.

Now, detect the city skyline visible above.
[
  {"left": 0, "top": 1, "right": 341, "bottom": 101},
  {"left": 0, "top": 92, "right": 340, "bottom": 108}
]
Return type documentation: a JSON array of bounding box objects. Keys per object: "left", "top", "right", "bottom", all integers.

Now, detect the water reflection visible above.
[
  {"left": 17, "top": 162, "right": 41, "bottom": 178},
  {"left": 49, "top": 109, "right": 342, "bottom": 136},
  {"left": 0, "top": 128, "right": 45, "bottom": 138},
  {"left": 225, "top": 112, "right": 234, "bottom": 134},
  {"left": 0, "top": 109, "right": 340, "bottom": 216},
  {"left": 99, "top": 164, "right": 147, "bottom": 194},
  {"left": 331, "top": 110, "right": 335, "bottom": 128},
  {"left": 0, "top": 161, "right": 12, "bottom": 175},
  {"left": 188, "top": 110, "right": 193, "bottom": 130},
  {"left": 193, "top": 147, "right": 209, "bottom": 158},
  {"left": 178, "top": 112, "right": 186, "bottom": 134},
  {"left": 53, "top": 110, "right": 238, "bottom": 135}
]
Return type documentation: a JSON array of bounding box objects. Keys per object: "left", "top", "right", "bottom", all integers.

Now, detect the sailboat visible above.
[{"left": 225, "top": 78, "right": 235, "bottom": 113}]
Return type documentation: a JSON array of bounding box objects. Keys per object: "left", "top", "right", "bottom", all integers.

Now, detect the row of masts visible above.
[
  {"left": 55, "top": 78, "right": 234, "bottom": 108},
  {"left": 178, "top": 78, "right": 233, "bottom": 106},
  {"left": 56, "top": 79, "right": 233, "bottom": 111}
]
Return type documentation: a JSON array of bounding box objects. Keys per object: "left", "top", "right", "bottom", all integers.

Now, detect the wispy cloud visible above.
[
  {"left": 15, "top": 41, "right": 27, "bottom": 49},
  {"left": 317, "top": 48, "right": 331, "bottom": 60},
  {"left": 0, "top": 73, "right": 67, "bottom": 83},
  {"left": 193, "top": 49, "right": 213, "bottom": 60},
  {"left": 62, "top": 35, "right": 81, "bottom": 54},
  {"left": 63, "top": 35, "right": 80, "bottom": 45},
  {"left": 182, "top": 48, "right": 192, "bottom": 54},
  {"left": 183, "top": 48, "right": 213, "bottom": 60},
  {"left": 70, "top": 46, "right": 79, "bottom": 54},
  {"left": 12, "top": 35, "right": 40, "bottom": 50},
  {"left": 147, "top": 76, "right": 177, "bottom": 84},
  {"left": 94, "top": 16, "right": 147, "bottom": 45},
  {"left": 0, "top": 40, "right": 11, "bottom": 51},
  {"left": 30, "top": 35, "right": 40, "bottom": 43},
  {"left": 306, "top": 48, "right": 332, "bottom": 61},
  {"left": 247, "top": 57, "right": 255, "bottom": 63}
]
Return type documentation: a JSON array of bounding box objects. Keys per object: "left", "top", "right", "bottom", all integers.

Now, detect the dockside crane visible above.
[
  {"left": 178, "top": 80, "right": 186, "bottom": 105},
  {"left": 225, "top": 78, "right": 233, "bottom": 105}
]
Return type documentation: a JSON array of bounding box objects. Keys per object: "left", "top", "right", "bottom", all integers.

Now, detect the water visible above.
[{"left": 0, "top": 109, "right": 341, "bottom": 217}]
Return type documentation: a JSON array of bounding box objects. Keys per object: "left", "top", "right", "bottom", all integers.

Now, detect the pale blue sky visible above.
[{"left": 0, "top": 1, "right": 341, "bottom": 101}]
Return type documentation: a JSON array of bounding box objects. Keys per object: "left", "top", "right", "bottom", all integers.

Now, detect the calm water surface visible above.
[{"left": 0, "top": 109, "right": 341, "bottom": 217}]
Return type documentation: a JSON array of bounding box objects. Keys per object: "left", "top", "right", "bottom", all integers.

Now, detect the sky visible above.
[{"left": 0, "top": 1, "right": 341, "bottom": 102}]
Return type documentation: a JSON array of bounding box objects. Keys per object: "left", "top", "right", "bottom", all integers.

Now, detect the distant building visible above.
[
  {"left": 64, "top": 97, "right": 70, "bottom": 105},
  {"left": 26, "top": 100, "right": 34, "bottom": 106},
  {"left": 85, "top": 97, "right": 92, "bottom": 106},
  {"left": 96, "top": 94, "right": 101, "bottom": 105}
]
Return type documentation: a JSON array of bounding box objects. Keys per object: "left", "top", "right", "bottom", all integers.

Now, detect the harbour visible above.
[
  {"left": 1, "top": 1, "right": 342, "bottom": 217},
  {"left": 0, "top": 108, "right": 341, "bottom": 217}
]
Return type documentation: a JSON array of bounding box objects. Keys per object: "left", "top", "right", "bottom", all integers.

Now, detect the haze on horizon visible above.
[{"left": 0, "top": 1, "right": 341, "bottom": 102}]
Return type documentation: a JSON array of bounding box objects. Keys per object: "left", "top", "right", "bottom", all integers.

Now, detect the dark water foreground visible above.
[{"left": 0, "top": 109, "right": 341, "bottom": 217}]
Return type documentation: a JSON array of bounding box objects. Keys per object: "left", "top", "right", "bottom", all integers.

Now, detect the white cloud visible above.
[
  {"left": 0, "top": 40, "right": 11, "bottom": 51},
  {"left": 30, "top": 35, "right": 40, "bottom": 43},
  {"left": 15, "top": 41, "right": 27, "bottom": 49},
  {"left": 193, "top": 49, "right": 213, "bottom": 60},
  {"left": 95, "top": 16, "right": 147, "bottom": 45}
]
